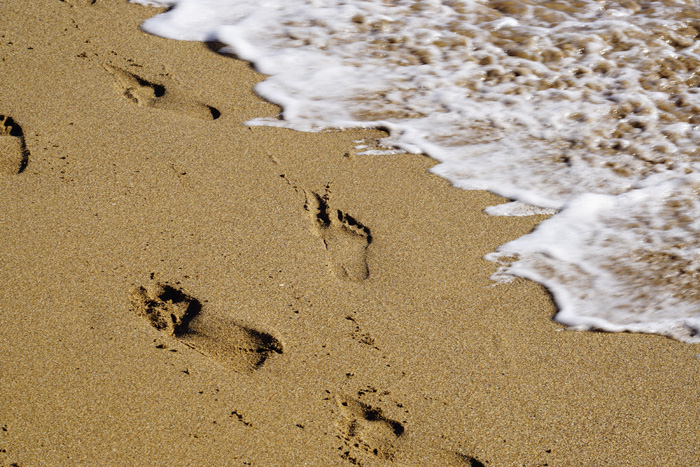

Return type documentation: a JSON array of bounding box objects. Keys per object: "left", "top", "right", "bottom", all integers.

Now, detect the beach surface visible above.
[{"left": 1, "top": 1, "right": 699, "bottom": 465}]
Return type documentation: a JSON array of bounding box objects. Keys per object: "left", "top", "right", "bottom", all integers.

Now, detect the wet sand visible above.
[{"left": 1, "top": 1, "right": 699, "bottom": 465}]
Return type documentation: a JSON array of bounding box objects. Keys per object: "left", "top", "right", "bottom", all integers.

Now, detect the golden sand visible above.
[{"left": 1, "top": 1, "right": 699, "bottom": 465}]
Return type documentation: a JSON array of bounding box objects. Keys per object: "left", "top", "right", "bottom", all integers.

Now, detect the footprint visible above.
[
  {"left": 0, "top": 116, "right": 29, "bottom": 174},
  {"left": 335, "top": 394, "right": 404, "bottom": 463},
  {"left": 304, "top": 190, "right": 372, "bottom": 282},
  {"left": 129, "top": 281, "right": 283, "bottom": 372},
  {"left": 103, "top": 64, "right": 220, "bottom": 120}
]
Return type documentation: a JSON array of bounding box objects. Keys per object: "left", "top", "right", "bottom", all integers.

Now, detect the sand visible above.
[{"left": 1, "top": 1, "right": 699, "bottom": 465}]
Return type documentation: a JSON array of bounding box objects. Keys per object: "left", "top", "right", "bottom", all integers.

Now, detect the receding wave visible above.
[{"left": 131, "top": 0, "right": 700, "bottom": 342}]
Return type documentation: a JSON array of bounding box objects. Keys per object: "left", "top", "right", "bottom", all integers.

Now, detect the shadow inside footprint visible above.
[
  {"left": 129, "top": 282, "right": 282, "bottom": 372},
  {"left": 104, "top": 64, "right": 220, "bottom": 120},
  {"left": 305, "top": 191, "right": 372, "bottom": 282},
  {"left": 335, "top": 394, "right": 404, "bottom": 462},
  {"left": 460, "top": 455, "right": 487, "bottom": 467},
  {"left": 0, "top": 115, "right": 29, "bottom": 174}
]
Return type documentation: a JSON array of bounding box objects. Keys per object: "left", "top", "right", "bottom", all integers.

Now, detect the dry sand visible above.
[{"left": 1, "top": 1, "right": 699, "bottom": 465}]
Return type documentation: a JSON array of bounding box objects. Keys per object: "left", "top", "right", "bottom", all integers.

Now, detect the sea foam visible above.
[{"left": 130, "top": 0, "right": 700, "bottom": 343}]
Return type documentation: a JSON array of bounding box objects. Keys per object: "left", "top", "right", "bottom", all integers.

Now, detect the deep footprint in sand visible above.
[
  {"left": 0, "top": 115, "right": 29, "bottom": 174},
  {"left": 335, "top": 394, "right": 484, "bottom": 466},
  {"left": 304, "top": 190, "right": 372, "bottom": 282},
  {"left": 335, "top": 394, "right": 405, "bottom": 463},
  {"left": 129, "top": 282, "right": 283, "bottom": 372},
  {"left": 104, "top": 64, "right": 220, "bottom": 120}
]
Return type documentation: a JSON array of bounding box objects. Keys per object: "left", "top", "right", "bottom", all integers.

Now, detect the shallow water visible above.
[{"left": 132, "top": 0, "right": 700, "bottom": 343}]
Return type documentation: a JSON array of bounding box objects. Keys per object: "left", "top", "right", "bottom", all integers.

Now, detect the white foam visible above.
[
  {"left": 130, "top": 0, "right": 700, "bottom": 342},
  {"left": 484, "top": 202, "right": 558, "bottom": 217},
  {"left": 487, "top": 177, "right": 700, "bottom": 343}
]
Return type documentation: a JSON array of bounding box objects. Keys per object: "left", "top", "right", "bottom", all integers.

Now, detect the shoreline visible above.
[{"left": 1, "top": 1, "right": 699, "bottom": 465}]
